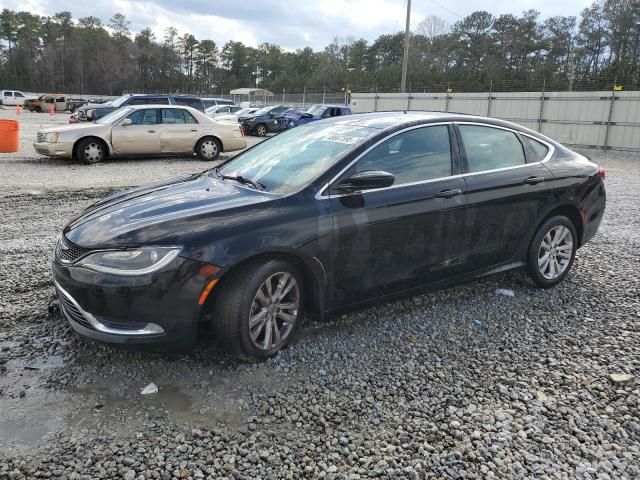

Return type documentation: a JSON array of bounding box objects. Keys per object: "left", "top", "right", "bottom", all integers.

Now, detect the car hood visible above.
[
  {"left": 64, "top": 173, "right": 274, "bottom": 247},
  {"left": 41, "top": 123, "right": 107, "bottom": 135}
]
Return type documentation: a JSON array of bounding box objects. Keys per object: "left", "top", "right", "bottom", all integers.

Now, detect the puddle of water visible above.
[
  {"left": 0, "top": 340, "right": 20, "bottom": 350},
  {"left": 23, "top": 355, "right": 64, "bottom": 370}
]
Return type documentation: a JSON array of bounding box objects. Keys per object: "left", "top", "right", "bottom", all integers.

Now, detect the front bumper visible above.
[
  {"left": 33, "top": 142, "right": 73, "bottom": 158},
  {"left": 52, "top": 254, "right": 218, "bottom": 346}
]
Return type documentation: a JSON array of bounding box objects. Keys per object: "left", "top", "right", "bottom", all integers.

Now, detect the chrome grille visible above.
[
  {"left": 56, "top": 288, "right": 93, "bottom": 329},
  {"left": 56, "top": 237, "right": 91, "bottom": 264},
  {"left": 37, "top": 131, "right": 44, "bottom": 142}
]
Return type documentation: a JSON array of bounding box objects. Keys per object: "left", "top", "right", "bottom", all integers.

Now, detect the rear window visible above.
[
  {"left": 172, "top": 97, "right": 204, "bottom": 111},
  {"left": 128, "top": 97, "right": 170, "bottom": 105},
  {"left": 523, "top": 136, "right": 549, "bottom": 162}
]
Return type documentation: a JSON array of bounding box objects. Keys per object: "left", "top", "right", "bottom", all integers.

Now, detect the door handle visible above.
[
  {"left": 434, "top": 188, "right": 463, "bottom": 199},
  {"left": 147, "top": 130, "right": 156, "bottom": 133},
  {"left": 523, "top": 176, "right": 545, "bottom": 185},
  {"left": 190, "top": 129, "right": 198, "bottom": 132}
]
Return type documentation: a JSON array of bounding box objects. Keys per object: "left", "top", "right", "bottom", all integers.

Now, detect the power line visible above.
[{"left": 428, "top": 0, "right": 465, "bottom": 20}]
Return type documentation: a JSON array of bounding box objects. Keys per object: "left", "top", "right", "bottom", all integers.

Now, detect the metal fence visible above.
[{"left": 350, "top": 90, "right": 640, "bottom": 151}]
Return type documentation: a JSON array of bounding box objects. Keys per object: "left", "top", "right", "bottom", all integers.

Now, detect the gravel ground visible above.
[{"left": 0, "top": 110, "right": 639, "bottom": 479}]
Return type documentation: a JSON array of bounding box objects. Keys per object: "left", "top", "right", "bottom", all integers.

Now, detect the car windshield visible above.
[
  {"left": 96, "top": 106, "right": 134, "bottom": 124},
  {"left": 217, "top": 123, "right": 377, "bottom": 194},
  {"left": 234, "top": 108, "right": 253, "bottom": 116},
  {"left": 306, "top": 105, "right": 327, "bottom": 117},
  {"left": 109, "top": 95, "right": 130, "bottom": 108}
]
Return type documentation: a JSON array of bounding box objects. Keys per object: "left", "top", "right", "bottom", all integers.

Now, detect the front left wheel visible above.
[
  {"left": 210, "top": 259, "right": 304, "bottom": 362},
  {"left": 75, "top": 138, "right": 106, "bottom": 164}
]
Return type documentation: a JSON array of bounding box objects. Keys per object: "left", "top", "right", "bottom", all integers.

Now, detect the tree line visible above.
[{"left": 1, "top": 0, "right": 639, "bottom": 96}]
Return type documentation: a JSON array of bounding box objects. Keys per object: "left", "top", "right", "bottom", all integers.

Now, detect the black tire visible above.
[
  {"left": 75, "top": 138, "right": 107, "bottom": 164},
  {"left": 255, "top": 123, "right": 267, "bottom": 137},
  {"left": 211, "top": 258, "right": 305, "bottom": 362},
  {"left": 527, "top": 215, "right": 577, "bottom": 288},
  {"left": 195, "top": 136, "right": 221, "bottom": 161}
]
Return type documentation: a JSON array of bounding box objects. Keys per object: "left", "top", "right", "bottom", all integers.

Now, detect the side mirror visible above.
[
  {"left": 335, "top": 170, "right": 395, "bottom": 192},
  {"left": 121, "top": 118, "right": 133, "bottom": 126},
  {"left": 268, "top": 113, "right": 275, "bottom": 118}
]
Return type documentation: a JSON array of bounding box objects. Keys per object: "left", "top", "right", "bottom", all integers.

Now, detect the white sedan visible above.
[{"left": 34, "top": 105, "right": 247, "bottom": 164}]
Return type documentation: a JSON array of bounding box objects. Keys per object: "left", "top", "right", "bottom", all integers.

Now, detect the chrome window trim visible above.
[
  {"left": 314, "top": 122, "right": 453, "bottom": 200},
  {"left": 314, "top": 121, "right": 555, "bottom": 200}
]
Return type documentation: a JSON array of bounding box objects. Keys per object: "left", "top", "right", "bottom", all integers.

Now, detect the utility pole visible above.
[{"left": 400, "top": 0, "right": 411, "bottom": 93}]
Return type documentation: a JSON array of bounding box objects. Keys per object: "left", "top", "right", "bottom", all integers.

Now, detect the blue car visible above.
[{"left": 282, "top": 104, "right": 352, "bottom": 128}]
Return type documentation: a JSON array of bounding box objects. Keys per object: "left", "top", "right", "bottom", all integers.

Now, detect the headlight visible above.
[
  {"left": 43, "top": 132, "right": 59, "bottom": 143},
  {"left": 76, "top": 247, "right": 181, "bottom": 276},
  {"left": 86, "top": 109, "right": 94, "bottom": 119}
]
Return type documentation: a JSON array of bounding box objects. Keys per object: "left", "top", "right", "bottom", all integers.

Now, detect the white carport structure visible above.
[{"left": 230, "top": 88, "right": 274, "bottom": 105}]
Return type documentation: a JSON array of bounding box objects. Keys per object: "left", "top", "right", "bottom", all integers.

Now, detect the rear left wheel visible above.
[
  {"left": 196, "top": 137, "right": 221, "bottom": 161},
  {"left": 527, "top": 215, "right": 577, "bottom": 288}
]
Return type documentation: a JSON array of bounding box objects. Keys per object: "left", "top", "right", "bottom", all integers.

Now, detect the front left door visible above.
[
  {"left": 327, "top": 124, "right": 469, "bottom": 308},
  {"left": 3, "top": 91, "right": 16, "bottom": 106},
  {"left": 111, "top": 108, "right": 161, "bottom": 155},
  {"left": 159, "top": 108, "right": 202, "bottom": 153}
]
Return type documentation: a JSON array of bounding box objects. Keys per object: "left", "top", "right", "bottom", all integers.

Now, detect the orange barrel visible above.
[{"left": 0, "top": 120, "right": 20, "bottom": 153}]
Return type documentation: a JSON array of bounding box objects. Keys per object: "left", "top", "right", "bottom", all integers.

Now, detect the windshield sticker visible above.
[{"left": 323, "top": 134, "right": 360, "bottom": 144}]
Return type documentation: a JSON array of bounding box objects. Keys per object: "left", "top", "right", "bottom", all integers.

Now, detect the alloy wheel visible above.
[
  {"left": 248, "top": 272, "right": 300, "bottom": 351},
  {"left": 256, "top": 125, "right": 266, "bottom": 136},
  {"left": 83, "top": 142, "right": 103, "bottom": 163},
  {"left": 200, "top": 140, "right": 218, "bottom": 159},
  {"left": 537, "top": 225, "right": 573, "bottom": 280}
]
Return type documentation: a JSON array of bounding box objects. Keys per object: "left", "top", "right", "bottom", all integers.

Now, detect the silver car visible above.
[{"left": 34, "top": 105, "right": 247, "bottom": 164}]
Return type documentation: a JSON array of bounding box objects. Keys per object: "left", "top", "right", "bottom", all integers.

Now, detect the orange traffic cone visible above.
[
  {"left": 50, "top": 103, "right": 55, "bottom": 117},
  {"left": 15, "top": 104, "right": 21, "bottom": 115}
]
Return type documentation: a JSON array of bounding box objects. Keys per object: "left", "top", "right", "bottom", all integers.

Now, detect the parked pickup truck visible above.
[{"left": 24, "top": 94, "right": 74, "bottom": 113}]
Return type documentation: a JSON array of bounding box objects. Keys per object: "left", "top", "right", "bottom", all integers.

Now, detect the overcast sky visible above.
[{"left": 3, "top": 0, "right": 593, "bottom": 50}]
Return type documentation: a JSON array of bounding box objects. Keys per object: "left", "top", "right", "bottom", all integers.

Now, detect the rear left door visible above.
[
  {"left": 456, "top": 123, "right": 554, "bottom": 271},
  {"left": 159, "top": 108, "right": 202, "bottom": 153}
]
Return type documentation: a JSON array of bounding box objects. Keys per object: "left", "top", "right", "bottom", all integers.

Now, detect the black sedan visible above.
[
  {"left": 238, "top": 105, "right": 289, "bottom": 136},
  {"left": 52, "top": 112, "right": 606, "bottom": 361}
]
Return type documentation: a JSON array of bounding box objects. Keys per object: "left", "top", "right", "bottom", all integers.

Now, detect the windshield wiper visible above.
[{"left": 214, "top": 168, "right": 265, "bottom": 191}]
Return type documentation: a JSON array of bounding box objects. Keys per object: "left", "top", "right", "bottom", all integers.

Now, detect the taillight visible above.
[
  {"left": 598, "top": 166, "right": 605, "bottom": 180},
  {"left": 239, "top": 126, "right": 245, "bottom": 137}
]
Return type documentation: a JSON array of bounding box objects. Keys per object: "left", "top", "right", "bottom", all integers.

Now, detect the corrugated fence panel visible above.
[
  {"left": 490, "top": 92, "right": 541, "bottom": 123},
  {"left": 447, "top": 94, "right": 488, "bottom": 116},
  {"left": 409, "top": 94, "right": 447, "bottom": 111},
  {"left": 608, "top": 91, "right": 640, "bottom": 150},
  {"left": 350, "top": 90, "right": 640, "bottom": 150}
]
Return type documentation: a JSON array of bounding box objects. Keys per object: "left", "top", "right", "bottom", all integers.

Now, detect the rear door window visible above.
[
  {"left": 352, "top": 125, "right": 453, "bottom": 185},
  {"left": 3, "top": 91, "right": 12, "bottom": 98},
  {"left": 162, "top": 108, "right": 198, "bottom": 124},
  {"left": 458, "top": 125, "right": 526, "bottom": 173}
]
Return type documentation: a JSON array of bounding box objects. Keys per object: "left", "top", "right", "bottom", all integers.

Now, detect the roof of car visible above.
[
  {"left": 321, "top": 111, "right": 561, "bottom": 146},
  {"left": 126, "top": 93, "right": 200, "bottom": 98},
  {"left": 322, "top": 111, "right": 514, "bottom": 129}
]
